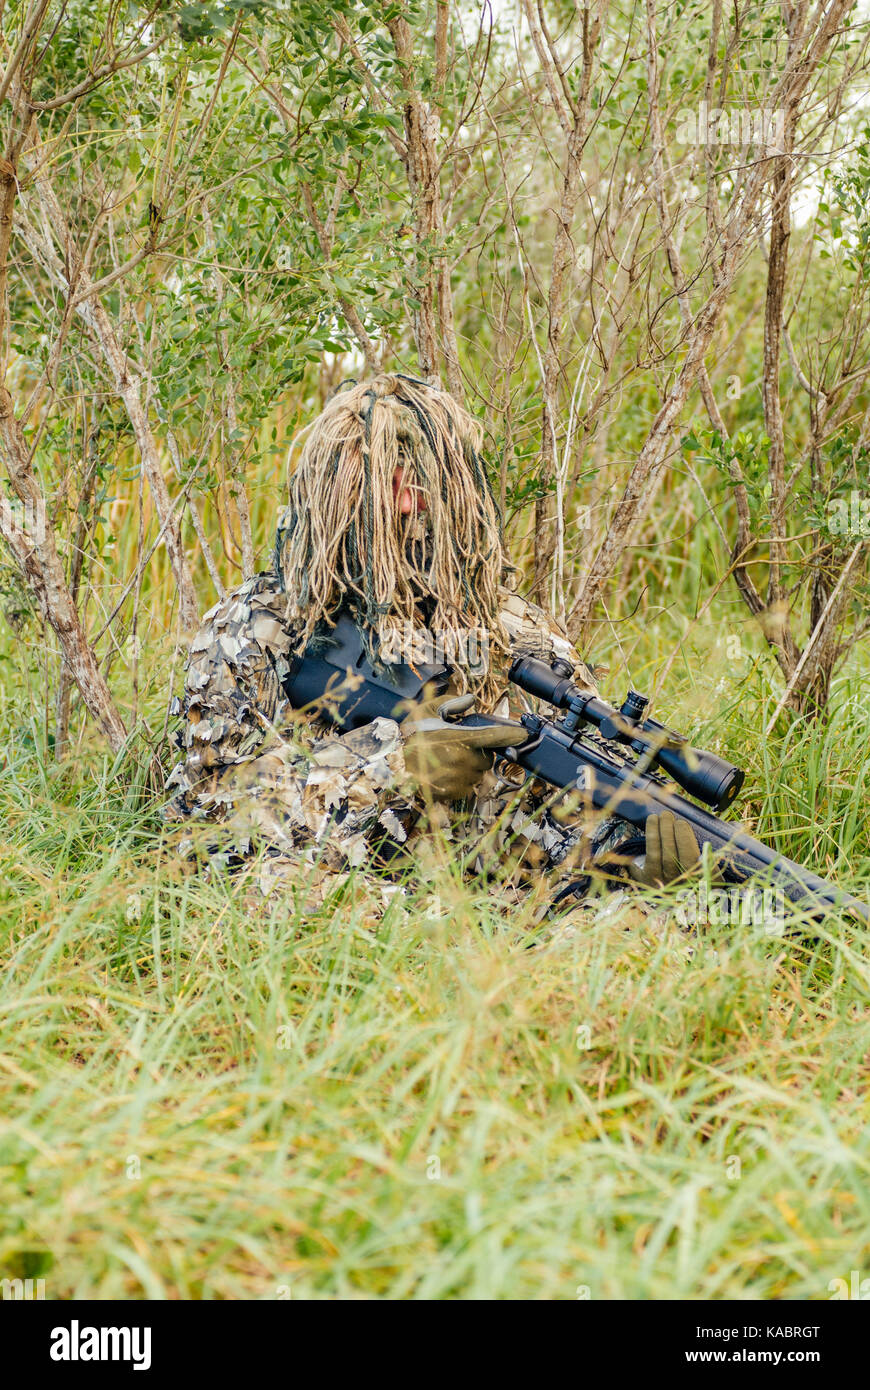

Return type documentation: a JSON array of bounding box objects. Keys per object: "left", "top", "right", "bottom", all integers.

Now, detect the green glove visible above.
[
  {"left": 402, "top": 695, "right": 518, "bottom": 802},
  {"left": 628, "top": 811, "right": 701, "bottom": 887}
]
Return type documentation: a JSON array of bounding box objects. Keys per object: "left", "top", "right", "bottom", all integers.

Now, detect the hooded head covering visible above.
[{"left": 274, "top": 373, "right": 510, "bottom": 699}]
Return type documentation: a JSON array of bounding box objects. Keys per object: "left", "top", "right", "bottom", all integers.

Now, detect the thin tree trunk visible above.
[
  {"left": 20, "top": 130, "right": 200, "bottom": 630},
  {"left": 525, "top": 0, "right": 605, "bottom": 608},
  {"left": 201, "top": 198, "right": 256, "bottom": 578},
  {"left": 0, "top": 389, "right": 127, "bottom": 750},
  {"left": 387, "top": 11, "right": 463, "bottom": 396},
  {"left": 761, "top": 131, "right": 799, "bottom": 670}
]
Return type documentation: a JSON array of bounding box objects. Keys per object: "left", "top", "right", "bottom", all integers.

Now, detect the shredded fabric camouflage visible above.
[{"left": 165, "top": 570, "right": 622, "bottom": 905}]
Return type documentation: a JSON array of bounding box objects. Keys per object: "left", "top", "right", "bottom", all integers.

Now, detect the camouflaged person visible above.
[{"left": 166, "top": 374, "right": 700, "bottom": 900}]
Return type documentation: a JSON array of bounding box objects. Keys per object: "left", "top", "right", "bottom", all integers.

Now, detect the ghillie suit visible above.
[
  {"left": 274, "top": 374, "right": 511, "bottom": 705},
  {"left": 166, "top": 375, "right": 625, "bottom": 909}
]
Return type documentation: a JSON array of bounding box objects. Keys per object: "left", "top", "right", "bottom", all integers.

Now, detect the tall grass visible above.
[{"left": 1, "top": 596, "right": 868, "bottom": 1298}]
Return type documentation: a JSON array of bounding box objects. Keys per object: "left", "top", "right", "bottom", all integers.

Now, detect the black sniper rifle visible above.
[{"left": 284, "top": 613, "right": 869, "bottom": 923}]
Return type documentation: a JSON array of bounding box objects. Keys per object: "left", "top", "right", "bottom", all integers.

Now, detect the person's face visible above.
[{"left": 392, "top": 465, "right": 427, "bottom": 516}]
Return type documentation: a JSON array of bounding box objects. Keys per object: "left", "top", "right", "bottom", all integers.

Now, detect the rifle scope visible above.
[{"left": 509, "top": 655, "right": 745, "bottom": 813}]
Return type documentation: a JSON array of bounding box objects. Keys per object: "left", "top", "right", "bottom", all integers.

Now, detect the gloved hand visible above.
[
  {"left": 628, "top": 811, "right": 701, "bottom": 887},
  {"left": 402, "top": 694, "right": 518, "bottom": 802}
]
